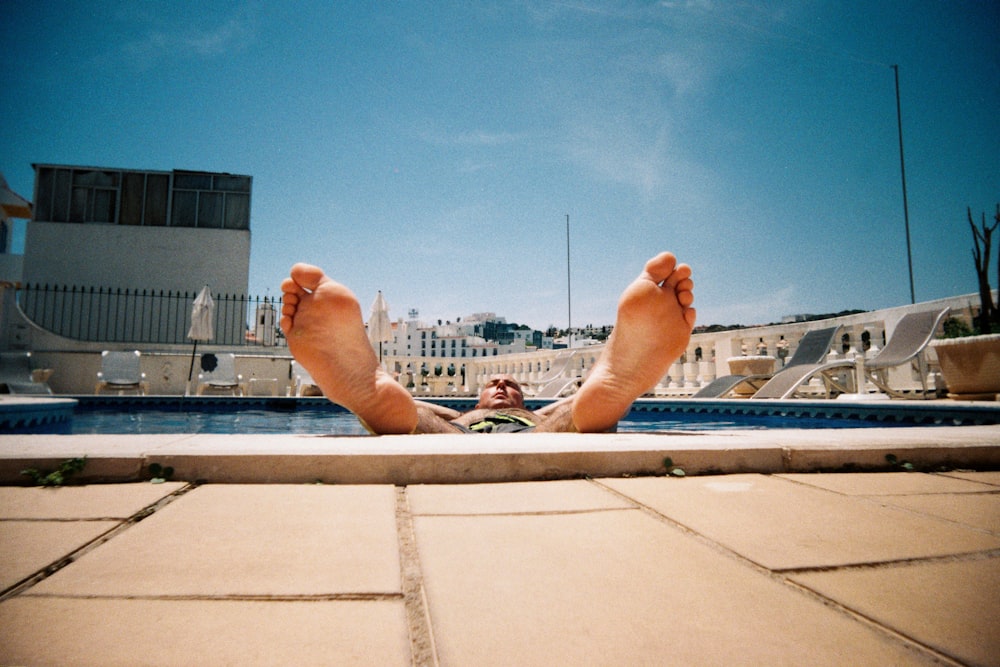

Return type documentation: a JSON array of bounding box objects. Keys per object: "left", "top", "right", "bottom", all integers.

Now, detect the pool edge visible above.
[{"left": 2, "top": 425, "right": 998, "bottom": 484}]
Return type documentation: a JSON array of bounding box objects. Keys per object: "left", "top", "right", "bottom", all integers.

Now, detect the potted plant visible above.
[{"left": 930, "top": 204, "right": 1000, "bottom": 399}]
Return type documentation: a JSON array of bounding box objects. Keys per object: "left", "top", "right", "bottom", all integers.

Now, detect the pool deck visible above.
[
  {"left": 2, "top": 402, "right": 999, "bottom": 664},
  {"left": 2, "top": 472, "right": 998, "bottom": 666}
]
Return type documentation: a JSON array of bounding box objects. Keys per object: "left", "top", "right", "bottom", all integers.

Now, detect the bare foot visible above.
[
  {"left": 280, "top": 264, "right": 417, "bottom": 434},
  {"left": 571, "top": 252, "right": 695, "bottom": 432}
]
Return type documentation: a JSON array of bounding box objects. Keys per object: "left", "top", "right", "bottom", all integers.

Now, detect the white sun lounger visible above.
[
  {"left": 750, "top": 308, "right": 950, "bottom": 400},
  {"left": 95, "top": 350, "right": 148, "bottom": 395}
]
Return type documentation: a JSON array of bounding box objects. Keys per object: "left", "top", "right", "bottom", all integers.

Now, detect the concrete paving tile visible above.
[
  {"left": 407, "top": 479, "right": 633, "bottom": 515},
  {"left": 0, "top": 521, "right": 119, "bottom": 590},
  {"left": 791, "top": 557, "right": 1000, "bottom": 667},
  {"left": 878, "top": 493, "right": 1000, "bottom": 534},
  {"left": 777, "top": 472, "right": 999, "bottom": 495},
  {"left": 0, "top": 482, "right": 186, "bottom": 519},
  {"left": 599, "top": 475, "right": 1000, "bottom": 570},
  {"left": 414, "top": 509, "right": 941, "bottom": 666},
  {"left": 0, "top": 597, "right": 410, "bottom": 666},
  {"left": 30, "top": 484, "right": 400, "bottom": 597}
]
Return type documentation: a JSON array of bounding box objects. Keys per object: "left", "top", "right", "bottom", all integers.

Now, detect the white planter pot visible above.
[{"left": 930, "top": 333, "right": 1000, "bottom": 400}]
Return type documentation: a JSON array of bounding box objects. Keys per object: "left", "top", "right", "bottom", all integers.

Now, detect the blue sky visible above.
[{"left": 2, "top": 1, "right": 997, "bottom": 330}]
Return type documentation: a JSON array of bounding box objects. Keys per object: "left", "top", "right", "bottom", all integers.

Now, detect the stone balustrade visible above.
[
  {"left": 3, "top": 289, "right": 989, "bottom": 398},
  {"left": 383, "top": 291, "right": 984, "bottom": 398}
]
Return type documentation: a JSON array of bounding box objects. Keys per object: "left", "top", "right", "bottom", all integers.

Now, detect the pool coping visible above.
[
  {"left": 2, "top": 422, "right": 998, "bottom": 484},
  {"left": 3, "top": 395, "right": 998, "bottom": 484}
]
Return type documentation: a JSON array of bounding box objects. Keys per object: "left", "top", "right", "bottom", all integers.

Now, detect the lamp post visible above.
[
  {"left": 892, "top": 64, "right": 916, "bottom": 304},
  {"left": 566, "top": 213, "right": 572, "bottom": 349}
]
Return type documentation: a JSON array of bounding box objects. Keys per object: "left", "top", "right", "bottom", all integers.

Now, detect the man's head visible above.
[{"left": 475, "top": 374, "right": 525, "bottom": 410}]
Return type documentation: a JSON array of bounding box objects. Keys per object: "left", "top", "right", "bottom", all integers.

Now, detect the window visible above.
[
  {"left": 33, "top": 168, "right": 120, "bottom": 224},
  {"left": 169, "top": 171, "right": 250, "bottom": 229},
  {"left": 68, "top": 170, "right": 116, "bottom": 223},
  {"left": 145, "top": 174, "right": 169, "bottom": 226},
  {"left": 224, "top": 193, "right": 250, "bottom": 229},
  {"left": 171, "top": 191, "right": 198, "bottom": 227},
  {"left": 198, "top": 192, "right": 224, "bottom": 228},
  {"left": 120, "top": 172, "right": 145, "bottom": 225},
  {"left": 174, "top": 172, "right": 212, "bottom": 190},
  {"left": 33, "top": 166, "right": 250, "bottom": 229},
  {"left": 215, "top": 174, "right": 250, "bottom": 191}
]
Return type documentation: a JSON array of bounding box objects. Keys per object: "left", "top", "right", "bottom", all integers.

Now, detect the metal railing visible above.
[{"left": 15, "top": 283, "right": 284, "bottom": 347}]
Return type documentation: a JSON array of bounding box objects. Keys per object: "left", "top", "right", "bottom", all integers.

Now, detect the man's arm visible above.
[{"left": 413, "top": 400, "right": 462, "bottom": 420}]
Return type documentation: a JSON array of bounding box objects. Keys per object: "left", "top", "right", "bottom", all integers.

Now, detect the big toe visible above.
[
  {"left": 643, "top": 252, "right": 678, "bottom": 283},
  {"left": 289, "top": 263, "right": 327, "bottom": 293}
]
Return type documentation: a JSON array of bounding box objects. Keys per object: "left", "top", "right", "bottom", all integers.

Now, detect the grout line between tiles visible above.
[
  {"left": 586, "top": 477, "right": 965, "bottom": 666},
  {"left": 0, "top": 483, "right": 195, "bottom": 602},
  {"left": 411, "top": 507, "right": 632, "bottom": 518},
  {"left": 773, "top": 548, "right": 1000, "bottom": 575},
  {"left": 395, "top": 487, "right": 438, "bottom": 667},
  {"left": 19, "top": 592, "right": 404, "bottom": 602}
]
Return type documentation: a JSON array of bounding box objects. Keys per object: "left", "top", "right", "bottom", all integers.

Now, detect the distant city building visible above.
[{"left": 374, "top": 311, "right": 544, "bottom": 359}]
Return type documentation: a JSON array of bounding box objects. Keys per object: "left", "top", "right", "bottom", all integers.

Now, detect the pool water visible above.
[
  {"left": 616, "top": 412, "right": 887, "bottom": 432},
  {"left": 68, "top": 406, "right": 371, "bottom": 436},
  {"left": 19, "top": 395, "right": 992, "bottom": 435},
  {"left": 57, "top": 408, "right": 871, "bottom": 435}
]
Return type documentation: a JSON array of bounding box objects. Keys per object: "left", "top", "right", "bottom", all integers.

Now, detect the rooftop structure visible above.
[
  {"left": 23, "top": 164, "right": 251, "bottom": 296},
  {"left": 6, "top": 164, "right": 254, "bottom": 348}
]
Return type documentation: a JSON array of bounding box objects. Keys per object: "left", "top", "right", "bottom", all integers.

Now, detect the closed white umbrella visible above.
[
  {"left": 367, "top": 291, "right": 392, "bottom": 362},
  {"left": 186, "top": 286, "right": 215, "bottom": 392}
]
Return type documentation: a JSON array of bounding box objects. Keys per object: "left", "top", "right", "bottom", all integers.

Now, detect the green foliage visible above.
[
  {"left": 941, "top": 317, "right": 977, "bottom": 339},
  {"left": 662, "top": 457, "right": 686, "bottom": 477},
  {"left": 148, "top": 462, "right": 175, "bottom": 484},
  {"left": 21, "top": 457, "right": 87, "bottom": 487},
  {"left": 885, "top": 453, "right": 915, "bottom": 471}
]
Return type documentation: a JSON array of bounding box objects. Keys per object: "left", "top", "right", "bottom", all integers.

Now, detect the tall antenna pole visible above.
[
  {"left": 892, "top": 64, "right": 916, "bottom": 304},
  {"left": 566, "top": 213, "right": 572, "bottom": 349}
]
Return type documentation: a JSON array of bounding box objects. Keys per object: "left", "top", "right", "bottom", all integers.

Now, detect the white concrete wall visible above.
[
  {"left": 22, "top": 222, "right": 250, "bottom": 295},
  {"left": 31, "top": 349, "right": 295, "bottom": 396}
]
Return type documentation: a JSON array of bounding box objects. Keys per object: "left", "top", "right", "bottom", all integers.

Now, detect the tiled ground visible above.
[{"left": 1, "top": 473, "right": 998, "bottom": 665}]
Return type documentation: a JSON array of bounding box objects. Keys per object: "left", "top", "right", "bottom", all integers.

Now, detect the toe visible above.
[
  {"left": 643, "top": 252, "right": 678, "bottom": 283},
  {"left": 289, "top": 263, "right": 326, "bottom": 293},
  {"left": 661, "top": 263, "right": 692, "bottom": 290}
]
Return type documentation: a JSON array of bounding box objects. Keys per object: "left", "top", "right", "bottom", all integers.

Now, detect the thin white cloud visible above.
[
  {"left": 564, "top": 120, "right": 669, "bottom": 196},
  {"left": 117, "top": 10, "right": 256, "bottom": 68},
  {"left": 418, "top": 129, "right": 526, "bottom": 147}
]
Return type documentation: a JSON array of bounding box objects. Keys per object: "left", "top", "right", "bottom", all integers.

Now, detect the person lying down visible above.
[{"left": 280, "top": 251, "right": 695, "bottom": 434}]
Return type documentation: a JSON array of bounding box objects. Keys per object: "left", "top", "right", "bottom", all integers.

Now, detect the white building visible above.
[
  {"left": 23, "top": 164, "right": 251, "bottom": 295},
  {"left": 10, "top": 164, "right": 253, "bottom": 346},
  {"left": 374, "top": 314, "right": 530, "bottom": 359}
]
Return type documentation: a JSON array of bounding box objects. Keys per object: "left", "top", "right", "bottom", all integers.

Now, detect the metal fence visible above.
[{"left": 16, "top": 283, "right": 284, "bottom": 347}]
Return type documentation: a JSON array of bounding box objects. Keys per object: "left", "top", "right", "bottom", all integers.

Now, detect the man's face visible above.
[{"left": 476, "top": 374, "right": 525, "bottom": 410}]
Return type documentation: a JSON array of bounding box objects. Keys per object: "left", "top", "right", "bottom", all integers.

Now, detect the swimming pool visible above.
[{"left": 7, "top": 396, "right": 999, "bottom": 435}]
